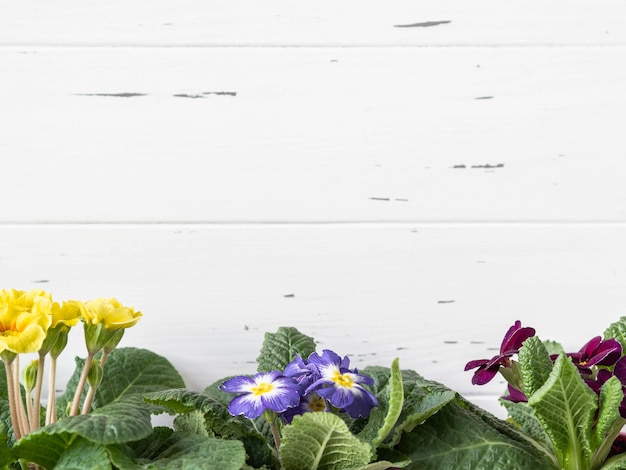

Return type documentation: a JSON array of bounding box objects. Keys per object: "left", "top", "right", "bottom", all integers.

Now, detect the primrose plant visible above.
[
  {"left": 466, "top": 319, "right": 626, "bottom": 470},
  {"left": 220, "top": 349, "right": 380, "bottom": 456}
]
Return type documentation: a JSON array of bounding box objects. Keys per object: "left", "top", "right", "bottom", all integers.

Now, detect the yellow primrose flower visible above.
[
  {"left": 0, "top": 288, "right": 53, "bottom": 354},
  {"left": 81, "top": 298, "right": 142, "bottom": 354},
  {"left": 82, "top": 298, "right": 142, "bottom": 329},
  {"left": 52, "top": 300, "right": 83, "bottom": 328},
  {"left": 40, "top": 300, "right": 83, "bottom": 356}
]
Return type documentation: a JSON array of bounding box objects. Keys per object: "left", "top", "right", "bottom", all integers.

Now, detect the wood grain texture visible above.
[
  {"left": 2, "top": 47, "right": 625, "bottom": 222},
  {"left": 1, "top": 0, "right": 624, "bottom": 46}
]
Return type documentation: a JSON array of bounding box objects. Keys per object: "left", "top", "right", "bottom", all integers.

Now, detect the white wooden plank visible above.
[
  {"left": 3, "top": 223, "right": 626, "bottom": 417},
  {"left": 2, "top": 47, "right": 626, "bottom": 223},
  {"left": 1, "top": 0, "right": 625, "bottom": 47}
]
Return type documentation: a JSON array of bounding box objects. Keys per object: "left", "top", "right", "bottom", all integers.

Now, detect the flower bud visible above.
[
  {"left": 83, "top": 322, "right": 118, "bottom": 355},
  {"left": 49, "top": 325, "right": 71, "bottom": 359},
  {"left": 87, "top": 359, "right": 104, "bottom": 389},
  {"left": 22, "top": 359, "right": 39, "bottom": 392},
  {"left": 103, "top": 329, "right": 125, "bottom": 354}
]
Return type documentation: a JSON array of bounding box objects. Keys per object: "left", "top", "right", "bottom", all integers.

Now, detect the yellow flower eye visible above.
[
  {"left": 251, "top": 382, "right": 274, "bottom": 396},
  {"left": 331, "top": 370, "right": 354, "bottom": 388},
  {"left": 308, "top": 395, "right": 327, "bottom": 412}
]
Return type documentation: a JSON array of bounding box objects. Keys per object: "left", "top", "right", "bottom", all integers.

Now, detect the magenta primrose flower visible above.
[
  {"left": 567, "top": 336, "right": 622, "bottom": 374},
  {"left": 501, "top": 384, "right": 528, "bottom": 403},
  {"left": 220, "top": 371, "right": 302, "bottom": 419},
  {"left": 304, "top": 350, "right": 379, "bottom": 419},
  {"left": 465, "top": 320, "right": 536, "bottom": 385}
]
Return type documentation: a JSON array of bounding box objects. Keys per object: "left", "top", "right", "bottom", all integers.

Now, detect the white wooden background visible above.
[{"left": 2, "top": 1, "right": 626, "bottom": 418}]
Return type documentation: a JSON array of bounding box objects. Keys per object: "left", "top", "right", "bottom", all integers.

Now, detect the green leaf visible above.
[
  {"left": 173, "top": 410, "right": 210, "bottom": 436},
  {"left": 0, "top": 400, "right": 13, "bottom": 445},
  {"left": 589, "top": 376, "right": 626, "bottom": 467},
  {"left": 14, "top": 431, "right": 82, "bottom": 469},
  {"left": 378, "top": 371, "right": 456, "bottom": 448},
  {"left": 108, "top": 431, "right": 247, "bottom": 470},
  {"left": 602, "top": 452, "right": 626, "bottom": 470},
  {"left": 145, "top": 388, "right": 277, "bottom": 468},
  {"left": 54, "top": 436, "right": 112, "bottom": 470},
  {"left": 519, "top": 336, "right": 554, "bottom": 397},
  {"left": 358, "top": 364, "right": 457, "bottom": 447},
  {"left": 357, "top": 358, "right": 403, "bottom": 448},
  {"left": 604, "top": 317, "right": 626, "bottom": 351},
  {"left": 542, "top": 340, "right": 565, "bottom": 356},
  {"left": 145, "top": 389, "right": 238, "bottom": 438},
  {"left": 528, "top": 353, "right": 597, "bottom": 470},
  {"left": 500, "top": 400, "right": 553, "bottom": 452},
  {"left": 396, "top": 398, "right": 558, "bottom": 469},
  {"left": 25, "top": 397, "right": 153, "bottom": 446},
  {"left": 593, "top": 376, "right": 624, "bottom": 450},
  {"left": 371, "top": 448, "right": 411, "bottom": 468},
  {"left": 58, "top": 348, "right": 185, "bottom": 417},
  {"left": 94, "top": 348, "right": 185, "bottom": 408},
  {"left": 14, "top": 432, "right": 113, "bottom": 469},
  {"left": 0, "top": 427, "right": 14, "bottom": 468},
  {"left": 281, "top": 412, "right": 372, "bottom": 470},
  {"left": 256, "top": 327, "right": 316, "bottom": 372},
  {"left": 357, "top": 461, "right": 408, "bottom": 470},
  {"left": 126, "top": 426, "right": 174, "bottom": 459}
]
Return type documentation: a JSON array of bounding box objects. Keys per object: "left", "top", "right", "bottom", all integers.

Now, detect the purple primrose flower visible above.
[
  {"left": 305, "top": 349, "right": 379, "bottom": 419},
  {"left": 567, "top": 336, "right": 622, "bottom": 374},
  {"left": 220, "top": 371, "right": 302, "bottom": 419},
  {"left": 465, "top": 320, "right": 536, "bottom": 385},
  {"left": 501, "top": 384, "right": 528, "bottom": 403},
  {"left": 284, "top": 354, "right": 321, "bottom": 388}
]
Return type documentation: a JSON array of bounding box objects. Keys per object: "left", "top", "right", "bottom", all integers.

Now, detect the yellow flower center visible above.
[
  {"left": 308, "top": 396, "right": 327, "bottom": 412},
  {"left": 331, "top": 370, "right": 354, "bottom": 388},
  {"left": 251, "top": 382, "right": 274, "bottom": 396}
]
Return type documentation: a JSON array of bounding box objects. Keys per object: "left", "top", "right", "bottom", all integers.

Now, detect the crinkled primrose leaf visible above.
[
  {"left": 356, "top": 357, "right": 403, "bottom": 448},
  {"left": 256, "top": 326, "right": 316, "bottom": 373},
  {"left": 519, "top": 336, "right": 553, "bottom": 397},
  {"left": 591, "top": 376, "right": 626, "bottom": 465},
  {"left": 358, "top": 364, "right": 456, "bottom": 449},
  {"left": 107, "top": 429, "right": 247, "bottom": 470},
  {"left": 58, "top": 347, "right": 185, "bottom": 417},
  {"left": 145, "top": 388, "right": 276, "bottom": 468},
  {"left": 500, "top": 400, "right": 553, "bottom": 453},
  {"left": 14, "top": 432, "right": 110, "bottom": 470},
  {"left": 396, "top": 396, "right": 557, "bottom": 469},
  {"left": 281, "top": 412, "right": 372, "bottom": 470},
  {"left": 26, "top": 397, "right": 153, "bottom": 446},
  {"left": 527, "top": 353, "right": 597, "bottom": 470},
  {"left": 604, "top": 316, "right": 626, "bottom": 353}
]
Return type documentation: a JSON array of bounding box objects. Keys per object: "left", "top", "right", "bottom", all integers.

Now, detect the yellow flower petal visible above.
[
  {"left": 0, "top": 288, "right": 53, "bottom": 354},
  {"left": 52, "top": 300, "right": 83, "bottom": 328},
  {"left": 0, "top": 323, "right": 48, "bottom": 354},
  {"left": 82, "top": 298, "right": 142, "bottom": 330}
]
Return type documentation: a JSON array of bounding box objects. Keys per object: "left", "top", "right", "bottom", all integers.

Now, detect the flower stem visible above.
[
  {"left": 80, "top": 349, "right": 110, "bottom": 415},
  {"left": 69, "top": 353, "right": 95, "bottom": 417},
  {"left": 269, "top": 419, "right": 281, "bottom": 450},
  {"left": 30, "top": 353, "right": 46, "bottom": 431},
  {"left": 3, "top": 357, "right": 24, "bottom": 440},
  {"left": 25, "top": 388, "right": 33, "bottom": 434},
  {"left": 262, "top": 410, "right": 282, "bottom": 465},
  {"left": 46, "top": 356, "right": 58, "bottom": 425},
  {"left": 13, "top": 356, "right": 30, "bottom": 436}
]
